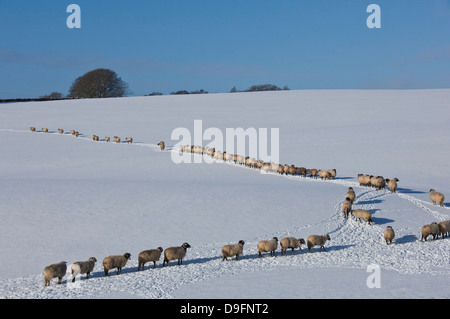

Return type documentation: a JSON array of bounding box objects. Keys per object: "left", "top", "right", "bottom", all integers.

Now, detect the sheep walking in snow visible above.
[
  {"left": 342, "top": 197, "right": 353, "bottom": 219},
  {"left": 125, "top": 137, "right": 133, "bottom": 144},
  {"left": 58, "top": 128, "right": 64, "bottom": 134},
  {"left": 157, "top": 141, "right": 165, "bottom": 151},
  {"left": 71, "top": 257, "right": 97, "bottom": 282},
  {"left": 358, "top": 174, "right": 371, "bottom": 187},
  {"left": 438, "top": 221, "right": 448, "bottom": 239},
  {"left": 222, "top": 240, "right": 245, "bottom": 261},
  {"left": 351, "top": 209, "right": 373, "bottom": 225},
  {"left": 257, "top": 237, "right": 278, "bottom": 257},
  {"left": 92, "top": 135, "right": 99, "bottom": 141},
  {"left": 384, "top": 226, "right": 395, "bottom": 245},
  {"left": 318, "top": 170, "right": 331, "bottom": 180},
  {"left": 371, "top": 176, "right": 386, "bottom": 191},
  {"left": 163, "top": 242, "right": 191, "bottom": 266},
  {"left": 103, "top": 253, "right": 131, "bottom": 276},
  {"left": 280, "top": 237, "right": 305, "bottom": 256},
  {"left": 30, "top": 127, "right": 36, "bottom": 132},
  {"left": 307, "top": 234, "right": 331, "bottom": 252},
  {"left": 105, "top": 136, "right": 110, "bottom": 142},
  {"left": 327, "top": 169, "right": 337, "bottom": 179},
  {"left": 385, "top": 178, "right": 399, "bottom": 193},
  {"left": 42, "top": 128, "right": 49, "bottom": 133},
  {"left": 421, "top": 222, "right": 440, "bottom": 241},
  {"left": 346, "top": 187, "right": 356, "bottom": 204},
  {"left": 138, "top": 247, "right": 163, "bottom": 270},
  {"left": 429, "top": 189, "right": 445, "bottom": 207},
  {"left": 43, "top": 261, "right": 67, "bottom": 286}
]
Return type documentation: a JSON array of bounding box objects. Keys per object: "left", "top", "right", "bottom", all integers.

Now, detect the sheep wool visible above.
[
  {"left": 138, "top": 247, "right": 163, "bottom": 270},
  {"left": 103, "top": 253, "right": 131, "bottom": 276},
  {"left": 429, "top": 189, "right": 445, "bottom": 207},
  {"left": 280, "top": 237, "right": 305, "bottom": 256},
  {"left": 257, "top": 237, "right": 278, "bottom": 257},
  {"left": 163, "top": 243, "right": 191, "bottom": 266},
  {"left": 222, "top": 240, "right": 245, "bottom": 261},
  {"left": 384, "top": 226, "right": 395, "bottom": 245},
  {"left": 43, "top": 261, "right": 67, "bottom": 287},
  {"left": 71, "top": 257, "right": 97, "bottom": 282},
  {"left": 307, "top": 234, "right": 331, "bottom": 252}
]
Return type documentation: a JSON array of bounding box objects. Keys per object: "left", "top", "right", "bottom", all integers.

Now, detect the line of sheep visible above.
[
  {"left": 30, "top": 127, "right": 170, "bottom": 151},
  {"left": 341, "top": 185, "right": 449, "bottom": 245},
  {"left": 30, "top": 126, "right": 135, "bottom": 144},
  {"left": 43, "top": 234, "right": 332, "bottom": 287},
  {"left": 180, "top": 144, "right": 336, "bottom": 179}
]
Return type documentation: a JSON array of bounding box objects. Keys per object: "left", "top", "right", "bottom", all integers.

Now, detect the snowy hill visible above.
[{"left": 0, "top": 89, "right": 449, "bottom": 299}]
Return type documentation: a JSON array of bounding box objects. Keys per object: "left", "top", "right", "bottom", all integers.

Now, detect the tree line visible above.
[{"left": 1, "top": 68, "right": 289, "bottom": 102}]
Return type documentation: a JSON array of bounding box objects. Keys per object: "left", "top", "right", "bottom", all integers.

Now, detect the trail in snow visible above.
[{"left": 0, "top": 128, "right": 448, "bottom": 299}]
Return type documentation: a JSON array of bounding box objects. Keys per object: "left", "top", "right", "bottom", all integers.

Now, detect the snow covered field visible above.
[{"left": 0, "top": 89, "right": 449, "bottom": 299}]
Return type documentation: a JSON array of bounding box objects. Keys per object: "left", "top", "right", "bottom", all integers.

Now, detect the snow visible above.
[{"left": 0, "top": 89, "right": 449, "bottom": 299}]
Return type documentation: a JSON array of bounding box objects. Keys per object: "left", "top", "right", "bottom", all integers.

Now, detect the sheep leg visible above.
[
  {"left": 291, "top": 248, "right": 294, "bottom": 255},
  {"left": 153, "top": 261, "right": 157, "bottom": 268}
]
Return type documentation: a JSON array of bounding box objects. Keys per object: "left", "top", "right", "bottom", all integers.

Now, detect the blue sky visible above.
[{"left": 1, "top": 0, "right": 449, "bottom": 98}]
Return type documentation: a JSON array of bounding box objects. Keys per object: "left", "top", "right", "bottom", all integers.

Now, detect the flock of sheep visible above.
[
  {"left": 180, "top": 144, "right": 336, "bottom": 179},
  {"left": 30, "top": 133, "right": 448, "bottom": 287},
  {"left": 351, "top": 175, "right": 449, "bottom": 244},
  {"left": 43, "top": 234, "right": 334, "bottom": 287}
]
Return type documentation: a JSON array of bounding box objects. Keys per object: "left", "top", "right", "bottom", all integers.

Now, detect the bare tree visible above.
[{"left": 68, "top": 68, "right": 130, "bottom": 98}]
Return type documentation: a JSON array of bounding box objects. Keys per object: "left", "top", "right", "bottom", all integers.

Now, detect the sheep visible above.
[
  {"left": 42, "top": 128, "right": 49, "bottom": 133},
  {"left": 429, "top": 189, "right": 445, "bottom": 207},
  {"left": 71, "top": 257, "right": 97, "bottom": 282},
  {"left": 257, "top": 237, "right": 278, "bottom": 257},
  {"left": 138, "top": 247, "right": 163, "bottom": 270},
  {"left": 102, "top": 252, "right": 131, "bottom": 276},
  {"left": 43, "top": 261, "right": 67, "bottom": 286},
  {"left": 214, "top": 151, "right": 224, "bottom": 161},
  {"left": 342, "top": 197, "right": 353, "bottom": 219},
  {"left": 235, "top": 155, "right": 245, "bottom": 165},
  {"left": 288, "top": 165, "right": 296, "bottom": 175},
  {"left": 283, "top": 164, "right": 290, "bottom": 175},
  {"left": 105, "top": 136, "right": 110, "bottom": 142},
  {"left": 58, "top": 128, "right": 64, "bottom": 134},
  {"left": 157, "top": 141, "right": 165, "bottom": 151},
  {"left": 277, "top": 165, "right": 284, "bottom": 174},
  {"left": 318, "top": 170, "right": 331, "bottom": 180},
  {"left": 221, "top": 240, "right": 245, "bottom": 261},
  {"left": 280, "top": 237, "right": 305, "bottom": 256},
  {"left": 92, "top": 135, "right": 99, "bottom": 141},
  {"left": 421, "top": 222, "right": 440, "bottom": 241},
  {"left": 70, "top": 130, "right": 76, "bottom": 135},
  {"left": 358, "top": 174, "right": 370, "bottom": 186},
  {"left": 125, "top": 137, "right": 133, "bottom": 144},
  {"left": 163, "top": 242, "right": 191, "bottom": 266},
  {"left": 270, "top": 162, "right": 280, "bottom": 172},
  {"left": 384, "top": 226, "right": 395, "bottom": 244},
  {"left": 223, "top": 152, "right": 232, "bottom": 162},
  {"left": 114, "top": 136, "right": 121, "bottom": 143},
  {"left": 295, "top": 167, "right": 307, "bottom": 177},
  {"left": 346, "top": 187, "right": 356, "bottom": 204},
  {"left": 75, "top": 131, "right": 79, "bottom": 137},
  {"left": 327, "top": 169, "right": 337, "bottom": 179},
  {"left": 351, "top": 209, "right": 373, "bottom": 224},
  {"left": 385, "top": 178, "right": 399, "bottom": 193},
  {"left": 30, "top": 127, "right": 36, "bottom": 132},
  {"left": 438, "top": 221, "right": 448, "bottom": 239},
  {"left": 307, "top": 234, "right": 331, "bottom": 252},
  {"left": 261, "top": 162, "right": 271, "bottom": 173},
  {"left": 371, "top": 176, "right": 386, "bottom": 190},
  {"left": 307, "top": 168, "right": 318, "bottom": 179}
]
